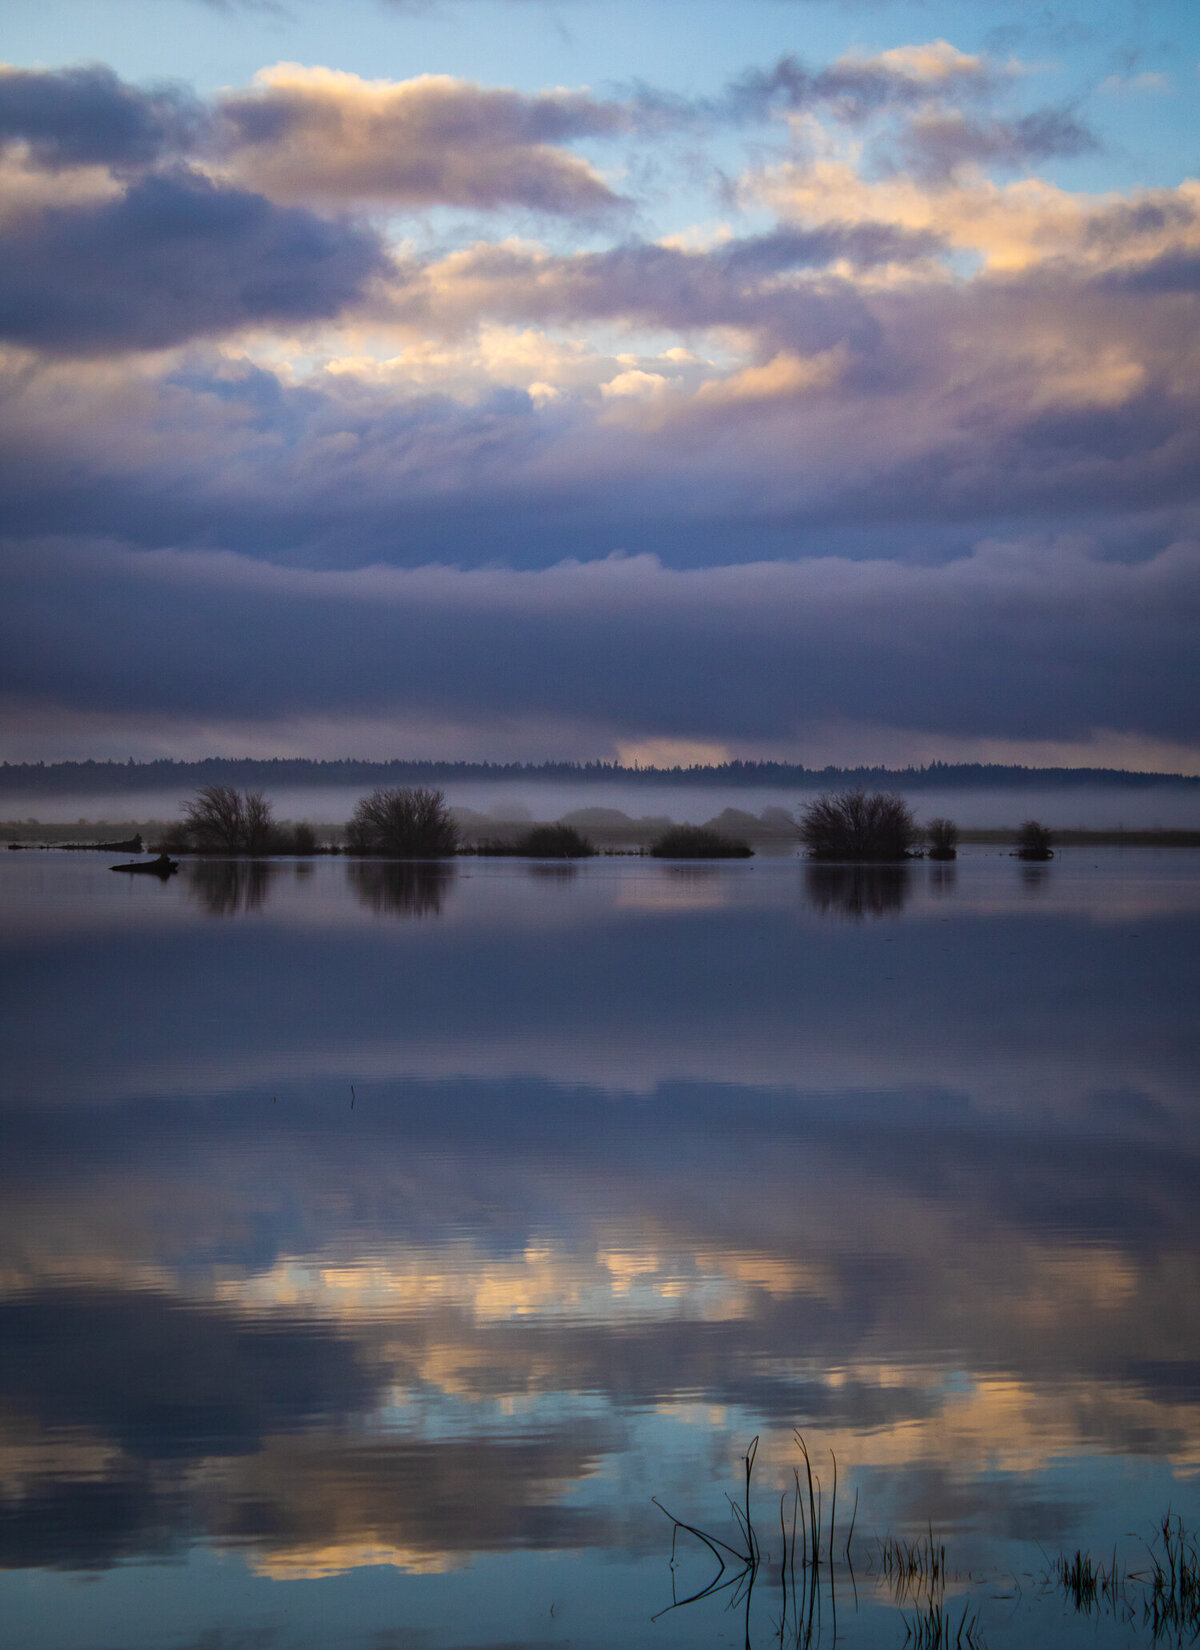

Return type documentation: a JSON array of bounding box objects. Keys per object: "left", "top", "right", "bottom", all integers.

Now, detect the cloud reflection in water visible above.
[{"left": 0, "top": 852, "right": 1197, "bottom": 1604}]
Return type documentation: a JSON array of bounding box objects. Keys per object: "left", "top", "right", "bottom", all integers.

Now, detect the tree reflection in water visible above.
[
  {"left": 803, "top": 862, "right": 912, "bottom": 921},
  {"left": 347, "top": 859, "right": 454, "bottom": 917},
  {"left": 930, "top": 862, "right": 958, "bottom": 896},
  {"left": 186, "top": 859, "right": 275, "bottom": 916}
]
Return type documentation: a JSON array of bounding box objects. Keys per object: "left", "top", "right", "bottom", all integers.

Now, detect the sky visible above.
[{"left": 1, "top": 0, "right": 1198, "bottom": 771}]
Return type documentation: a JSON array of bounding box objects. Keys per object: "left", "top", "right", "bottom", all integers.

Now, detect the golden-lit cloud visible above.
[
  {"left": 219, "top": 63, "right": 625, "bottom": 216},
  {"left": 754, "top": 156, "right": 1200, "bottom": 276}
]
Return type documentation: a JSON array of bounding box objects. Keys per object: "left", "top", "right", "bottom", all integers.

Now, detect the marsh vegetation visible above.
[
  {"left": 659, "top": 1439, "right": 1196, "bottom": 1650},
  {"left": 345, "top": 786, "right": 459, "bottom": 858},
  {"left": 926, "top": 817, "right": 959, "bottom": 860},
  {"left": 649, "top": 823, "right": 753, "bottom": 857},
  {"left": 799, "top": 791, "right": 920, "bottom": 861},
  {"left": 656, "top": 1436, "right": 992, "bottom": 1650},
  {"left": 470, "top": 823, "right": 597, "bottom": 857},
  {"left": 1055, "top": 1514, "right": 1200, "bottom": 1642},
  {"left": 1017, "top": 819, "right": 1054, "bottom": 859},
  {"left": 162, "top": 785, "right": 322, "bottom": 855}
]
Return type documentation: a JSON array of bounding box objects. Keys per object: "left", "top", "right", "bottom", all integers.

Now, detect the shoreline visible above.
[{"left": 5, "top": 820, "right": 1200, "bottom": 851}]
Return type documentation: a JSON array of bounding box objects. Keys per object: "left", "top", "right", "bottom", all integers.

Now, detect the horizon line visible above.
[{"left": 2, "top": 756, "right": 1198, "bottom": 785}]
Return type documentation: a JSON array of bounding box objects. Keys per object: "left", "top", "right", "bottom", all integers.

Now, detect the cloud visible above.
[
  {"left": 726, "top": 40, "right": 997, "bottom": 123},
  {"left": 2, "top": 188, "right": 1197, "bottom": 568},
  {"left": 754, "top": 160, "right": 1200, "bottom": 274},
  {"left": 1, "top": 535, "right": 1197, "bottom": 755},
  {"left": 1, "top": 143, "right": 1196, "bottom": 577},
  {"left": 0, "top": 63, "right": 206, "bottom": 171},
  {"left": 721, "top": 41, "right": 1099, "bottom": 200},
  {"left": 895, "top": 106, "right": 1099, "bottom": 181},
  {"left": 394, "top": 221, "right": 939, "bottom": 350},
  {"left": 0, "top": 168, "right": 388, "bottom": 353},
  {"left": 218, "top": 64, "right": 626, "bottom": 215},
  {"left": 0, "top": 52, "right": 1195, "bottom": 771}
]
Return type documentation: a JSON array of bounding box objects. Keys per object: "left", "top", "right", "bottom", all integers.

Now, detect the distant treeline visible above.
[{"left": 3, "top": 757, "right": 1198, "bottom": 794}]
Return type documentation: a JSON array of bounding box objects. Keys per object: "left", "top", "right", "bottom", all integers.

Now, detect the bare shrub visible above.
[
  {"left": 1017, "top": 819, "right": 1054, "bottom": 859},
  {"left": 798, "top": 791, "right": 918, "bottom": 861},
  {"left": 650, "top": 824, "right": 753, "bottom": 858},
  {"left": 926, "top": 817, "right": 959, "bottom": 860},
  {"left": 290, "top": 822, "right": 318, "bottom": 855},
  {"left": 518, "top": 823, "right": 596, "bottom": 858},
  {"left": 346, "top": 787, "right": 459, "bottom": 858},
  {"left": 179, "top": 785, "right": 281, "bottom": 854}
]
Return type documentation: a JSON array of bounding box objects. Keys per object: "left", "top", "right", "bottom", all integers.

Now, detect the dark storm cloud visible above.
[
  {"left": 1, "top": 534, "right": 1196, "bottom": 745},
  {"left": 0, "top": 63, "right": 206, "bottom": 171},
  {"left": 0, "top": 169, "right": 388, "bottom": 353}
]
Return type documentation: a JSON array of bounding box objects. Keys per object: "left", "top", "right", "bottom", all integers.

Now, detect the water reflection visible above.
[
  {"left": 186, "top": 858, "right": 275, "bottom": 915},
  {"left": 803, "top": 861, "right": 912, "bottom": 920},
  {"left": 526, "top": 861, "right": 579, "bottom": 881},
  {"left": 929, "top": 862, "right": 958, "bottom": 895},
  {"left": 4, "top": 1072, "right": 1199, "bottom": 1589},
  {"left": 346, "top": 859, "right": 454, "bottom": 917},
  {"left": 1, "top": 852, "right": 1199, "bottom": 1649}
]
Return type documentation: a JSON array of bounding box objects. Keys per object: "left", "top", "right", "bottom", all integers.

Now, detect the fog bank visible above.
[{"left": 4, "top": 781, "right": 1199, "bottom": 832}]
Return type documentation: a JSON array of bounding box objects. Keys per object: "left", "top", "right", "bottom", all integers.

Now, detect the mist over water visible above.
[{"left": 5, "top": 780, "right": 1198, "bottom": 830}]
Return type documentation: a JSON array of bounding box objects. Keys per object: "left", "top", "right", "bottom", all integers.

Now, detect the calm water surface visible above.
[{"left": 1, "top": 849, "right": 1198, "bottom": 1649}]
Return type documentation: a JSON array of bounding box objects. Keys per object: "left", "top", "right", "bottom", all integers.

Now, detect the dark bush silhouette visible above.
[
  {"left": 290, "top": 822, "right": 318, "bottom": 855},
  {"left": 471, "top": 823, "right": 597, "bottom": 857},
  {"left": 348, "top": 859, "right": 453, "bottom": 916},
  {"left": 518, "top": 823, "right": 596, "bottom": 858},
  {"left": 1017, "top": 820, "right": 1054, "bottom": 860},
  {"left": 165, "top": 787, "right": 321, "bottom": 854},
  {"left": 346, "top": 787, "right": 459, "bottom": 858},
  {"left": 798, "top": 791, "right": 918, "bottom": 861},
  {"left": 926, "top": 817, "right": 959, "bottom": 860},
  {"left": 649, "top": 824, "right": 753, "bottom": 858},
  {"left": 170, "top": 785, "right": 280, "bottom": 853},
  {"left": 805, "top": 863, "right": 912, "bottom": 920}
]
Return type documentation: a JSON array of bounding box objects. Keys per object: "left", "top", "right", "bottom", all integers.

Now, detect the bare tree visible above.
[
  {"left": 178, "top": 785, "right": 279, "bottom": 853},
  {"left": 798, "top": 791, "right": 919, "bottom": 861},
  {"left": 346, "top": 787, "right": 459, "bottom": 858},
  {"left": 242, "top": 791, "right": 277, "bottom": 854}
]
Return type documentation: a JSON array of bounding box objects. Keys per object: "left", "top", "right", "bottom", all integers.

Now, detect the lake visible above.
[{"left": 1, "top": 847, "right": 1198, "bottom": 1649}]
